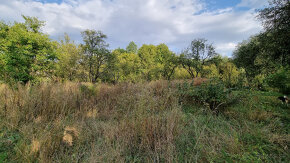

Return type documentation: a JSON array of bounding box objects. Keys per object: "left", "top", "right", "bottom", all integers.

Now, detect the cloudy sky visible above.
[{"left": 0, "top": 0, "right": 268, "bottom": 56}]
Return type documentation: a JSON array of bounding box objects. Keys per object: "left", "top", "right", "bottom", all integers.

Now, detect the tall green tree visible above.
[
  {"left": 257, "top": 0, "right": 290, "bottom": 67},
  {"left": 180, "top": 38, "right": 216, "bottom": 78},
  {"left": 156, "top": 44, "right": 178, "bottom": 80},
  {"left": 102, "top": 49, "right": 120, "bottom": 83},
  {"left": 233, "top": 0, "right": 290, "bottom": 83},
  {"left": 233, "top": 36, "right": 264, "bottom": 79},
  {"left": 126, "top": 41, "right": 138, "bottom": 54},
  {"left": 116, "top": 51, "right": 142, "bottom": 82},
  {"left": 138, "top": 44, "right": 158, "bottom": 80},
  {"left": 0, "top": 16, "right": 57, "bottom": 84},
  {"left": 81, "top": 30, "right": 110, "bottom": 83},
  {"left": 55, "top": 33, "right": 82, "bottom": 81}
]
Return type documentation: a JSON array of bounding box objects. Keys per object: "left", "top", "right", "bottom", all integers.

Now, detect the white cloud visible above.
[
  {"left": 216, "top": 42, "right": 237, "bottom": 56},
  {"left": 0, "top": 0, "right": 265, "bottom": 56}
]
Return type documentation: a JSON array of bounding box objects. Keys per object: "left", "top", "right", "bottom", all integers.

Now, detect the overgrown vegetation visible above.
[
  {"left": 178, "top": 79, "right": 239, "bottom": 113},
  {"left": 0, "top": 81, "right": 289, "bottom": 162},
  {"left": 0, "top": 0, "right": 289, "bottom": 162},
  {"left": 233, "top": 0, "right": 289, "bottom": 90},
  {"left": 0, "top": 0, "right": 288, "bottom": 94}
]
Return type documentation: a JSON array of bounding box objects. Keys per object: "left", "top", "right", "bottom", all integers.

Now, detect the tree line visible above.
[
  {"left": 0, "top": 0, "right": 289, "bottom": 93},
  {"left": 0, "top": 16, "right": 242, "bottom": 86}
]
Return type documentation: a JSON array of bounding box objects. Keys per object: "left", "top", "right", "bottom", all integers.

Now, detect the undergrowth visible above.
[{"left": 0, "top": 80, "right": 289, "bottom": 162}]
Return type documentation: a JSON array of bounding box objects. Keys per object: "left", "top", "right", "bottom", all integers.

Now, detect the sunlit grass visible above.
[{"left": 0, "top": 81, "right": 289, "bottom": 162}]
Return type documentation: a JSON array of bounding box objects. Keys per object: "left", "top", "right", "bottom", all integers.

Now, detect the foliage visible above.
[
  {"left": 111, "top": 50, "right": 142, "bottom": 82},
  {"left": 137, "top": 44, "right": 158, "bottom": 80},
  {"left": 202, "top": 64, "right": 219, "bottom": 78},
  {"left": 180, "top": 38, "right": 217, "bottom": 79},
  {"left": 81, "top": 30, "right": 110, "bottom": 83},
  {"left": 233, "top": 0, "right": 290, "bottom": 88},
  {"left": 266, "top": 67, "right": 290, "bottom": 94},
  {"left": 137, "top": 44, "right": 178, "bottom": 81},
  {"left": 258, "top": 0, "right": 290, "bottom": 66},
  {"left": 126, "top": 41, "right": 138, "bottom": 54},
  {"left": 173, "top": 67, "right": 191, "bottom": 79},
  {"left": 0, "top": 16, "right": 57, "bottom": 84},
  {"left": 219, "top": 61, "right": 241, "bottom": 87},
  {"left": 251, "top": 74, "right": 267, "bottom": 90},
  {"left": 233, "top": 36, "right": 264, "bottom": 79},
  {"left": 178, "top": 79, "right": 238, "bottom": 113},
  {"left": 55, "top": 34, "right": 82, "bottom": 81},
  {"left": 0, "top": 16, "right": 249, "bottom": 84},
  {"left": 22, "top": 15, "right": 45, "bottom": 33},
  {"left": 156, "top": 44, "right": 178, "bottom": 80}
]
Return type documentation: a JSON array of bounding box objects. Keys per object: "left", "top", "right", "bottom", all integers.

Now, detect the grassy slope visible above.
[{"left": 0, "top": 81, "right": 289, "bottom": 162}]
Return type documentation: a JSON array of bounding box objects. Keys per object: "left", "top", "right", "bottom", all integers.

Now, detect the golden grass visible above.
[
  {"left": 0, "top": 81, "right": 288, "bottom": 162},
  {"left": 62, "top": 133, "right": 73, "bottom": 146},
  {"left": 31, "top": 140, "right": 41, "bottom": 153},
  {"left": 0, "top": 81, "right": 182, "bottom": 162},
  {"left": 62, "top": 126, "right": 79, "bottom": 146}
]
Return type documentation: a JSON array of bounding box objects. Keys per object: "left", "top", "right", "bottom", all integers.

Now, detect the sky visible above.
[{"left": 0, "top": 0, "right": 269, "bottom": 56}]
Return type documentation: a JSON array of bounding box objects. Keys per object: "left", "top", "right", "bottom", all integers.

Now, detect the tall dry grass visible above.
[
  {"left": 0, "top": 80, "right": 288, "bottom": 162},
  {"left": 0, "top": 81, "right": 182, "bottom": 162}
]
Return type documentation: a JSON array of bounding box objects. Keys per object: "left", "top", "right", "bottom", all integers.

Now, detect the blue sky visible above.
[{"left": 0, "top": 0, "right": 269, "bottom": 56}]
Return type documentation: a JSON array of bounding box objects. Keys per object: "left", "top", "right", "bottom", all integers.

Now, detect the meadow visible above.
[
  {"left": 0, "top": 80, "right": 289, "bottom": 162},
  {"left": 0, "top": 1, "right": 289, "bottom": 162}
]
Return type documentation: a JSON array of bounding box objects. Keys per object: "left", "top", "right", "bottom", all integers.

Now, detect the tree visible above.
[
  {"left": 219, "top": 61, "right": 241, "bottom": 87},
  {"left": 180, "top": 38, "right": 216, "bottom": 78},
  {"left": 266, "top": 67, "right": 290, "bottom": 94},
  {"left": 126, "top": 41, "right": 138, "bottom": 54},
  {"left": 156, "top": 44, "right": 178, "bottom": 80},
  {"left": 22, "top": 15, "right": 45, "bottom": 33},
  {"left": 138, "top": 44, "right": 158, "bottom": 81},
  {"left": 258, "top": 0, "right": 289, "bottom": 32},
  {"left": 232, "top": 0, "right": 290, "bottom": 88},
  {"left": 233, "top": 36, "right": 263, "bottom": 80},
  {"left": 0, "top": 16, "right": 57, "bottom": 84},
  {"left": 116, "top": 51, "right": 142, "bottom": 82},
  {"left": 81, "top": 30, "right": 110, "bottom": 83},
  {"left": 55, "top": 33, "right": 82, "bottom": 81},
  {"left": 101, "top": 49, "right": 120, "bottom": 83},
  {"left": 257, "top": 0, "right": 290, "bottom": 66},
  {"left": 114, "top": 48, "right": 127, "bottom": 54}
]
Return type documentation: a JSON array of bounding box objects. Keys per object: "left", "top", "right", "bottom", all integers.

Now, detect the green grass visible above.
[
  {"left": 0, "top": 82, "right": 289, "bottom": 162},
  {"left": 176, "top": 90, "right": 289, "bottom": 162}
]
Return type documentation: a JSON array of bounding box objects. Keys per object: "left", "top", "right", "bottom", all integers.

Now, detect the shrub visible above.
[
  {"left": 266, "top": 67, "right": 290, "bottom": 95},
  {"left": 79, "top": 83, "right": 97, "bottom": 96},
  {"left": 252, "top": 74, "right": 266, "bottom": 90},
  {"left": 178, "top": 79, "right": 238, "bottom": 113}
]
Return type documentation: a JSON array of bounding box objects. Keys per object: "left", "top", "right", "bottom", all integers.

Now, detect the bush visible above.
[
  {"left": 178, "top": 79, "right": 238, "bottom": 113},
  {"left": 266, "top": 67, "right": 290, "bottom": 95},
  {"left": 79, "top": 83, "right": 97, "bottom": 96},
  {"left": 251, "top": 74, "right": 266, "bottom": 90}
]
